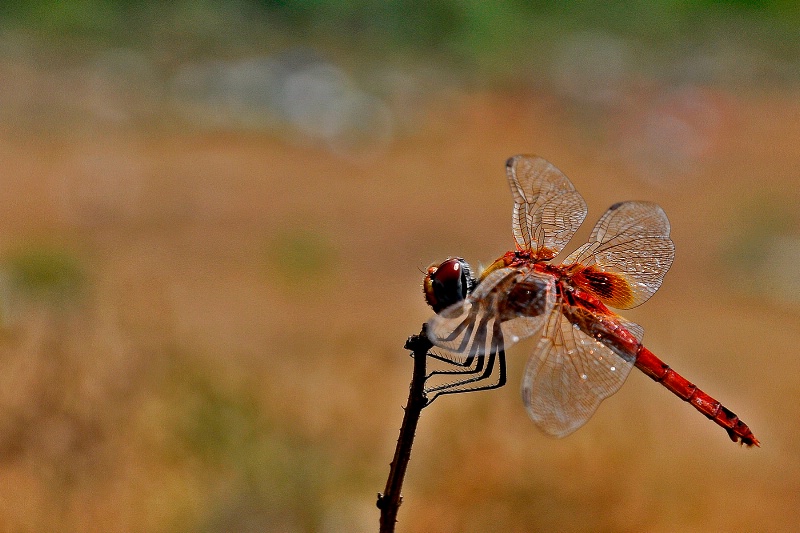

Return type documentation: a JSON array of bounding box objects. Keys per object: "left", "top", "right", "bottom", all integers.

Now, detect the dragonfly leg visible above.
[
  {"left": 424, "top": 326, "right": 507, "bottom": 403},
  {"left": 426, "top": 311, "right": 481, "bottom": 370},
  {"left": 425, "top": 348, "right": 506, "bottom": 404},
  {"left": 424, "top": 316, "right": 489, "bottom": 384},
  {"left": 425, "top": 350, "right": 482, "bottom": 379}
]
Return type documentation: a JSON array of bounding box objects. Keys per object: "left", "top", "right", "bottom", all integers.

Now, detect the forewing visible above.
[
  {"left": 496, "top": 269, "right": 557, "bottom": 347},
  {"left": 427, "top": 267, "right": 555, "bottom": 358},
  {"left": 562, "top": 201, "right": 675, "bottom": 309},
  {"left": 521, "top": 305, "right": 637, "bottom": 438},
  {"left": 506, "top": 155, "right": 587, "bottom": 258}
]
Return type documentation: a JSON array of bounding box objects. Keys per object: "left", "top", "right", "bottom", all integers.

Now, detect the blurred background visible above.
[{"left": 0, "top": 1, "right": 798, "bottom": 531}]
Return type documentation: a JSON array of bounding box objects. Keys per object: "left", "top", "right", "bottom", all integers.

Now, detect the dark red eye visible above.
[{"left": 422, "top": 257, "right": 474, "bottom": 313}]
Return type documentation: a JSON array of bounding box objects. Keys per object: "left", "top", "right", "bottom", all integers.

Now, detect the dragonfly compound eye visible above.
[{"left": 423, "top": 257, "right": 474, "bottom": 314}]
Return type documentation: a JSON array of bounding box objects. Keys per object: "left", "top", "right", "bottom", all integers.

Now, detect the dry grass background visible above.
[{"left": 0, "top": 32, "right": 799, "bottom": 532}]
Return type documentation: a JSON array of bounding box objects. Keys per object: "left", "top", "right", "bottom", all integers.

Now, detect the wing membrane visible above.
[
  {"left": 427, "top": 267, "right": 555, "bottom": 357},
  {"left": 563, "top": 201, "right": 675, "bottom": 309},
  {"left": 506, "top": 155, "right": 587, "bottom": 258},
  {"left": 521, "top": 304, "right": 638, "bottom": 438}
]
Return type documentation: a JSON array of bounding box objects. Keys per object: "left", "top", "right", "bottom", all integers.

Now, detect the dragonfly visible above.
[{"left": 422, "top": 155, "right": 759, "bottom": 446}]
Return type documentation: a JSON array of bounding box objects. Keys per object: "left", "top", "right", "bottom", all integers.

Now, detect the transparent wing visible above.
[
  {"left": 506, "top": 155, "right": 587, "bottom": 259},
  {"left": 521, "top": 303, "right": 642, "bottom": 438},
  {"left": 427, "top": 267, "right": 556, "bottom": 357},
  {"left": 562, "top": 201, "right": 675, "bottom": 309}
]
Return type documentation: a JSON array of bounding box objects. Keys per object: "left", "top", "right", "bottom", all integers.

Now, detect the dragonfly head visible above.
[{"left": 423, "top": 257, "right": 475, "bottom": 314}]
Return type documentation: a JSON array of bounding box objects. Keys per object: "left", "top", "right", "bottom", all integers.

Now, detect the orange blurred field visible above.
[{"left": 1, "top": 28, "right": 799, "bottom": 532}]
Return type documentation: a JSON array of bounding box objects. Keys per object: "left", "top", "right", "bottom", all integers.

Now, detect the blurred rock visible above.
[{"left": 170, "top": 48, "right": 393, "bottom": 158}]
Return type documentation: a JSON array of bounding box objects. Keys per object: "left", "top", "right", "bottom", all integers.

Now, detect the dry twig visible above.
[{"left": 377, "top": 323, "right": 431, "bottom": 533}]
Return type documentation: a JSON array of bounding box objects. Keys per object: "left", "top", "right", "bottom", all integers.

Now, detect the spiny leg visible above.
[
  {"left": 424, "top": 324, "right": 507, "bottom": 404},
  {"left": 425, "top": 314, "right": 489, "bottom": 381},
  {"left": 439, "top": 310, "right": 476, "bottom": 347},
  {"left": 426, "top": 348, "right": 507, "bottom": 404},
  {"left": 430, "top": 305, "right": 480, "bottom": 356}
]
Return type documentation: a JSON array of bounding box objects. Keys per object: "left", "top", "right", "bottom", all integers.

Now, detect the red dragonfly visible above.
[{"left": 422, "top": 155, "right": 758, "bottom": 446}]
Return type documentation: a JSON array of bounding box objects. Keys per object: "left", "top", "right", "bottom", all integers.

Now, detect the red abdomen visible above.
[{"left": 635, "top": 347, "right": 759, "bottom": 446}]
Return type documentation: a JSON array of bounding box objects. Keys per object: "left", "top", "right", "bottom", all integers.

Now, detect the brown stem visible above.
[{"left": 377, "top": 323, "right": 431, "bottom": 533}]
